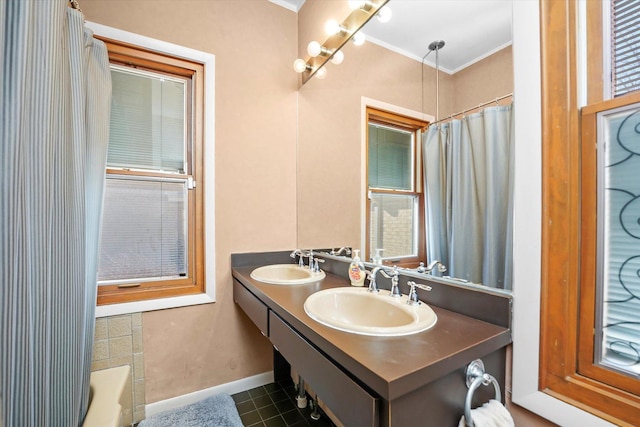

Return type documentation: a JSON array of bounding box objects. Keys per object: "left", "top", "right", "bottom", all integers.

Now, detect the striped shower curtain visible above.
[{"left": 0, "top": 2, "right": 111, "bottom": 426}]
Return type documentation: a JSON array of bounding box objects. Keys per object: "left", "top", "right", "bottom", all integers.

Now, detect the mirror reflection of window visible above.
[{"left": 365, "top": 107, "right": 427, "bottom": 266}]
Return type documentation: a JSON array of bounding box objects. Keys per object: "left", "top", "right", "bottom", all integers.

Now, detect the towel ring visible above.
[{"left": 464, "top": 360, "right": 502, "bottom": 427}]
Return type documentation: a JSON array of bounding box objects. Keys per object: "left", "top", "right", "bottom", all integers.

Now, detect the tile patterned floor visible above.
[{"left": 231, "top": 379, "right": 336, "bottom": 427}]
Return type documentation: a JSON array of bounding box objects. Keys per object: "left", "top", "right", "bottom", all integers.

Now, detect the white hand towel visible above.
[{"left": 458, "top": 399, "right": 515, "bottom": 427}]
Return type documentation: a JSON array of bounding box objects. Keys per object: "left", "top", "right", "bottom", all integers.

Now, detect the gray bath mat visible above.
[{"left": 139, "top": 393, "right": 243, "bottom": 427}]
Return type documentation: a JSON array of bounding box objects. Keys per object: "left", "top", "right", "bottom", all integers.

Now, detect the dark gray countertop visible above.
[{"left": 232, "top": 264, "right": 511, "bottom": 401}]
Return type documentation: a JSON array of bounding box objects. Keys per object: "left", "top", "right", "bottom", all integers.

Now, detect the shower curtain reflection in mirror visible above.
[{"left": 423, "top": 105, "right": 514, "bottom": 289}]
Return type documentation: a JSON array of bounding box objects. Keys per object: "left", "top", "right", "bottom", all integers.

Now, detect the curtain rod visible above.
[{"left": 429, "top": 92, "right": 513, "bottom": 127}]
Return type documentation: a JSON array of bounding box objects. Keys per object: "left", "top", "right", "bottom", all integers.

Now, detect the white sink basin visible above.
[
  {"left": 250, "top": 264, "right": 326, "bottom": 285},
  {"left": 304, "top": 287, "right": 437, "bottom": 336}
]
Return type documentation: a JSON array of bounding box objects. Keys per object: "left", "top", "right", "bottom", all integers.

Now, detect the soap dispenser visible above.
[
  {"left": 348, "top": 249, "right": 366, "bottom": 286},
  {"left": 372, "top": 248, "right": 384, "bottom": 265}
]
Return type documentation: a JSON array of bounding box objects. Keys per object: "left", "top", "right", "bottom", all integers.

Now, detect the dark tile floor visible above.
[{"left": 231, "top": 379, "right": 336, "bottom": 427}]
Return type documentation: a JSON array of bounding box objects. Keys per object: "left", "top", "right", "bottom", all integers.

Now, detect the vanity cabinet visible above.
[
  {"left": 234, "top": 278, "right": 378, "bottom": 426},
  {"left": 231, "top": 253, "right": 512, "bottom": 427},
  {"left": 233, "top": 279, "right": 269, "bottom": 336},
  {"left": 270, "top": 311, "right": 378, "bottom": 427}
]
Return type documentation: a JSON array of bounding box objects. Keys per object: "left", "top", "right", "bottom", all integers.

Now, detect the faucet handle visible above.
[
  {"left": 290, "top": 249, "right": 306, "bottom": 267},
  {"left": 406, "top": 281, "right": 432, "bottom": 306},
  {"left": 365, "top": 270, "right": 380, "bottom": 293},
  {"left": 312, "top": 258, "right": 325, "bottom": 273},
  {"left": 389, "top": 266, "right": 401, "bottom": 298}
]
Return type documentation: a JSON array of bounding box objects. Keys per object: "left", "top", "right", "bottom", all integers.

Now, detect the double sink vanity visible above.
[{"left": 232, "top": 250, "right": 512, "bottom": 427}]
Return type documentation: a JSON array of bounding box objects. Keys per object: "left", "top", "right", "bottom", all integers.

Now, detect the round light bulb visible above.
[
  {"left": 331, "top": 50, "right": 344, "bottom": 65},
  {"left": 307, "top": 41, "right": 322, "bottom": 57},
  {"left": 293, "top": 59, "right": 308, "bottom": 73},
  {"left": 348, "top": 0, "right": 365, "bottom": 9},
  {"left": 352, "top": 32, "right": 366, "bottom": 46},
  {"left": 325, "top": 19, "right": 341, "bottom": 36},
  {"left": 377, "top": 6, "right": 392, "bottom": 23},
  {"left": 315, "top": 67, "right": 327, "bottom": 79}
]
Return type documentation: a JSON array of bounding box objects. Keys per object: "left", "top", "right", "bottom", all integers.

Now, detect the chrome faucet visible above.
[
  {"left": 406, "top": 281, "right": 432, "bottom": 306},
  {"left": 366, "top": 267, "right": 383, "bottom": 293},
  {"left": 386, "top": 267, "right": 401, "bottom": 298},
  {"left": 311, "top": 257, "right": 325, "bottom": 274},
  {"left": 290, "top": 249, "right": 307, "bottom": 268},
  {"left": 330, "top": 247, "right": 351, "bottom": 256},
  {"left": 421, "top": 260, "right": 447, "bottom": 275},
  {"left": 371, "top": 266, "right": 400, "bottom": 298}
]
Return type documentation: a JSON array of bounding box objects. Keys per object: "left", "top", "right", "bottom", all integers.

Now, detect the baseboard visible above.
[{"left": 145, "top": 371, "right": 274, "bottom": 417}]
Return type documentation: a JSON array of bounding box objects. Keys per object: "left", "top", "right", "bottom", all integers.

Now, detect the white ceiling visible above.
[{"left": 271, "top": 0, "right": 513, "bottom": 74}]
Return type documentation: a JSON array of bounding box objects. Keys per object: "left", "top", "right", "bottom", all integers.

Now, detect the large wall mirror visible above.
[{"left": 296, "top": 0, "right": 514, "bottom": 291}]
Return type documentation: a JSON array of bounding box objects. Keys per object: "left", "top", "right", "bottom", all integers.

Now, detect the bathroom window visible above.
[
  {"left": 365, "top": 107, "right": 427, "bottom": 266},
  {"left": 96, "top": 38, "right": 205, "bottom": 305},
  {"left": 578, "top": 98, "right": 640, "bottom": 392},
  {"left": 540, "top": 0, "right": 640, "bottom": 423},
  {"left": 609, "top": 0, "right": 640, "bottom": 97}
]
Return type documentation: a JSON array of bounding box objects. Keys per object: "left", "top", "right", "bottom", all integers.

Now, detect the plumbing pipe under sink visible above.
[{"left": 296, "top": 376, "right": 307, "bottom": 408}]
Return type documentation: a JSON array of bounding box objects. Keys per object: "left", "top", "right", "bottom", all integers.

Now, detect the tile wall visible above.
[{"left": 92, "top": 313, "right": 146, "bottom": 426}]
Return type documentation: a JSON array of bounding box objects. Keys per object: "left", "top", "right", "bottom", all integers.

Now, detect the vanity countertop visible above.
[{"left": 232, "top": 265, "right": 511, "bottom": 402}]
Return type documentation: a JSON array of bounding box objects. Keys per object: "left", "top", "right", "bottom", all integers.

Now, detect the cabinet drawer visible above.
[
  {"left": 269, "top": 312, "right": 378, "bottom": 427},
  {"left": 233, "top": 279, "right": 269, "bottom": 336}
]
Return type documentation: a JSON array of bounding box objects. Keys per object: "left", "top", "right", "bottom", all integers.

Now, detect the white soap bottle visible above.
[
  {"left": 372, "top": 248, "right": 384, "bottom": 265},
  {"left": 348, "top": 249, "right": 366, "bottom": 286}
]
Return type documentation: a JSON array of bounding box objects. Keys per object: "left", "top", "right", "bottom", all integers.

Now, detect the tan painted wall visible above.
[
  {"left": 452, "top": 45, "right": 514, "bottom": 114},
  {"left": 82, "top": 0, "right": 299, "bottom": 403},
  {"left": 296, "top": 39, "right": 454, "bottom": 249}
]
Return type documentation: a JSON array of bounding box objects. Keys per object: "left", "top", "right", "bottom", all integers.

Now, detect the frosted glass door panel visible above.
[{"left": 596, "top": 103, "right": 640, "bottom": 377}]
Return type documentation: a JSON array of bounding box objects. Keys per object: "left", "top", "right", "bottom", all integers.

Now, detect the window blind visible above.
[
  {"left": 368, "top": 124, "right": 412, "bottom": 190},
  {"left": 612, "top": 0, "right": 640, "bottom": 97},
  {"left": 598, "top": 104, "right": 640, "bottom": 375},
  {"left": 98, "top": 177, "right": 188, "bottom": 283},
  {"left": 109, "top": 66, "right": 186, "bottom": 172}
]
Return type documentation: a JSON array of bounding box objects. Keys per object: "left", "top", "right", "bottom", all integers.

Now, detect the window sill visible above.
[{"left": 95, "top": 291, "right": 215, "bottom": 318}]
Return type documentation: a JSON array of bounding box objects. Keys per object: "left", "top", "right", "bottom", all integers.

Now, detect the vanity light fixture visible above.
[
  {"left": 307, "top": 41, "right": 324, "bottom": 57},
  {"left": 324, "top": 19, "right": 346, "bottom": 37},
  {"left": 348, "top": 0, "right": 374, "bottom": 11},
  {"left": 294, "top": 0, "right": 390, "bottom": 84},
  {"left": 325, "top": 19, "right": 366, "bottom": 46},
  {"left": 293, "top": 58, "right": 311, "bottom": 73},
  {"left": 352, "top": 32, "right": 366, "bottom": 46},
  {"left": 315, "top": 67, "right": 327, "bottom": 79},
  {"left": 293, "top": 58, "right": 326, "bottom": 79},
  {"left": 376, "top": 5, "right": 392, "bottom": 23},
  {"left": 331, "top": 50, "right": 344, "bottom": 65},
  {"left": 307, "top": 41, "right": 345, "bottom": 65}
]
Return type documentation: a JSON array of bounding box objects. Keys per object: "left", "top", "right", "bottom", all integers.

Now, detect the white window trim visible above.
[
  {"left": 510, "top": 2, "right": 614, "bottom": 425},
  {"left": 86, "top": 22, "right": 216, "bottom": 318}
]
